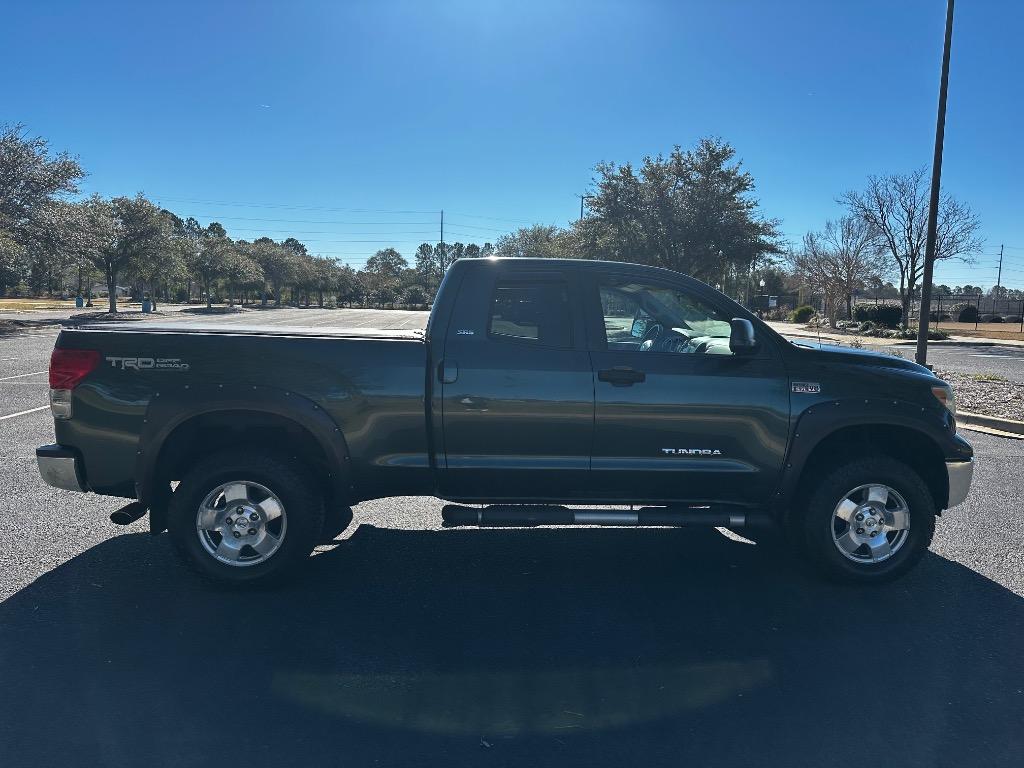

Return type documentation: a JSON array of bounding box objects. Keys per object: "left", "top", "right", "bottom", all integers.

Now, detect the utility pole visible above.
[
  {"left": 577, "top": 194, "right": 592, "bottom": 221},
  {"left": 915, "top": 0, "right": 955, "bottom": 367},
  {"left": 996, "top": 244, "right": 1004, "bottom": 292},
  {"left": 439, "top": 209, "right": 445, "bottom": 270}
]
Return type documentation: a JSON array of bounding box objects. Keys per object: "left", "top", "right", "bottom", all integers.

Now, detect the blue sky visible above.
[{"left": 3, "top": 0, "right": 1022, "bottom": 288}]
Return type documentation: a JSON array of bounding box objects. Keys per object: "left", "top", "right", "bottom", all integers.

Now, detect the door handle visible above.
[
  {"left": 598, "top": 366, "right": 646, "bottom": 386},
  {"left": 439, "top": 359, "right": 458, "bottom": 384}
]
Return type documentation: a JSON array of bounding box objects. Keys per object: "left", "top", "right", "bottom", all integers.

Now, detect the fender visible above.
[
  {"left": 135, "top": 383, "right": 354, "bottom": 528},
  {"left": 777, "top": 396, "right": 954, "bottom": 510}
]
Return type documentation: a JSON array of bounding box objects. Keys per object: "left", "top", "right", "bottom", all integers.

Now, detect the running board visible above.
[{"left": 441, "top": 504, "right": 770, "bottom": 529}]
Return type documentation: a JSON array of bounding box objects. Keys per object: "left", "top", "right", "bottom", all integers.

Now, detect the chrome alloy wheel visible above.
[
  {"left": 195, "top": 481, "right": 287, "bottom": 567},
  {"left": 830, "top": 484, "right": 910, "bottom": 564}
]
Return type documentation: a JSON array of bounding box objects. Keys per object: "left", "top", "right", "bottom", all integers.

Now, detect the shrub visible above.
[
  {"left": 790, "top": 305, "right": 815, "bottom": 323},
  {"left": 883, "top": 329, "right": 901, "bottom": 338},
  {"left": 1005, "top": 315, "right": 1022, "bottom": 323},
  {"left": 872, "top": 304, "right": 903, "bottom": 328},
  {"left": 981, "top": 314, "right": 1004, "bottom": 323},
  {"left": 858, "top": 321, "right": 876, "bottom": 333},
  {"left": 852, "top": 303, "right": 902, "bottom": 328},
  {"left": 928, "top": 311, "right": 951, "bottom": 321},
  {"left": 902, "top": 327, "right": 949, "bottom": 340},
  {"left": 955, "top": 304, "right": 979, "bottom": 322}
]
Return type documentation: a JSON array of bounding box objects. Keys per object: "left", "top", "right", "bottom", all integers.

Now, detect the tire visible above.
[
  {"left": 167, "top": 451, "right": 325, "bottom": 587},
  {"left": 798, "top": 457, "right": 936, "bottom": 584}
]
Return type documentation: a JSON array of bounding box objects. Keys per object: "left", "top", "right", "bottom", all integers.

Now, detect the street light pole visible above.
[{"left": 915, "top": 0, "right": 955, "bottom": 367}]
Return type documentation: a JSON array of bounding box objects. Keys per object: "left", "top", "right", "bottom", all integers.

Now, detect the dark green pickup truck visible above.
[{"left": 37, "top": 257, "right": 973, "bottom": 585}]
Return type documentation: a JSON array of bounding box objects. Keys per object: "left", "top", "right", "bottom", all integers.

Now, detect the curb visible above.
[{"left": 958, "top": 411, "right": 1024, "bottom": 438}]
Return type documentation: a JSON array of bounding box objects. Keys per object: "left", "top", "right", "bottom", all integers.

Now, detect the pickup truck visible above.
[{"left": 37, "top": 257, "right": 974, "bottom": 586}]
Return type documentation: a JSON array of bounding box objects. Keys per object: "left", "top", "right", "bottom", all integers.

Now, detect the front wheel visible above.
[
  {"left": 168, "top": 452, "right": 324, "bottom": 586},
  {"left": 799, "top": 458, "right": 936, "bottom": 584}
]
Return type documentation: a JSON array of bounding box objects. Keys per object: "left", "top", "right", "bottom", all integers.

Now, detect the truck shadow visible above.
[{"left": 1, "top": 524, "right": 1021, "bottom": 767}]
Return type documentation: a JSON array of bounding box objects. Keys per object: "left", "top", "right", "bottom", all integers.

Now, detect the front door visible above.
[
  {"left": 438, "top": 267, "right": 593, "bottom": 500},
  {"left": 585, "top": 271, "right": 790, "bottom": 505}
]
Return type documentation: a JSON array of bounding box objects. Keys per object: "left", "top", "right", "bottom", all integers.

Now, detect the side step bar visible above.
[{"left": 441, "top": 504, "right": 771, "bottom": 529}]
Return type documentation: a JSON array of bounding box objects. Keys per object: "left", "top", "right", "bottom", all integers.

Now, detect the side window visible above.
[
  {"left": 599, "top": 278, "right": 734, "bottom": 355},
  {"left": 488, "top": 280, "right": 572, "bottom": 348}
]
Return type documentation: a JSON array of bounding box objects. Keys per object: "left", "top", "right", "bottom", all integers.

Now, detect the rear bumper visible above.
[
  {"left": 36, "top": 444, "right": 86, "bottom": 492},
  {"left": 945, "top": 459, "right": 974, "bottom": 509}
]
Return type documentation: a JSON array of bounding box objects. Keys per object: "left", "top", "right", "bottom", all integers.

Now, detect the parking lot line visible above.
[
  {"left": 0, "top": 405, "right": 49, "bottom": 420},
  {"left": 0, "top": 371, "right": 46, "bottom": 381}
]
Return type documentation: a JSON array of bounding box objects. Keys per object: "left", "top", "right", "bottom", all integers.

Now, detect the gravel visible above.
[{"left": 938, "top": 368, "right": 1024, "bottom": 422}]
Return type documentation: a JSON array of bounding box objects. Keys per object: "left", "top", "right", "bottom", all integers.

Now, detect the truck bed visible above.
[
  {"left": 77, "top": 322, "right": 424, "bottom": 341},
  {"left": 53, "top": 322, "right": 431, "bottom": 499}
]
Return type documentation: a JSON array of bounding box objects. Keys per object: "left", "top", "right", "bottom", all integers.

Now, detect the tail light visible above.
[
  {"left": 49, "top": 348, "right": 100, "bottom": 419},
  {"left": 50, "top": 348, "right": 101, "bottom": 389}
]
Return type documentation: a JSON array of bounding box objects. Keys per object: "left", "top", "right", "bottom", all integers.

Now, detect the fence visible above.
[{"left": 851, "top": 294, "right": 1024, "bottom": 333}]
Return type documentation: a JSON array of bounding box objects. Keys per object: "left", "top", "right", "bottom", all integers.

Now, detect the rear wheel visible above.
[
  {"left": 799, "top": 458, "right": 936, "bottom": 583},
  {"left": 168, "top": 452, "right": 324, "bottom": 586}
]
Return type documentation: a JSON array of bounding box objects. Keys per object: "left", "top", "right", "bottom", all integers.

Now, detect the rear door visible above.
[
  {"left": 583, "top": 269, "right": 790, "bottom": 504},
  {"left": 437, "top": 264, "right": 593, "bottom": 500}
]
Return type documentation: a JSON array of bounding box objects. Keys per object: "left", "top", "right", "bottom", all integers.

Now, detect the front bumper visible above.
[
  {"left": 946, "top": 459, "right": 974, "bottom": 509},
  {"left": 36, "top": 444, "right": 86, "bottom": 492}
]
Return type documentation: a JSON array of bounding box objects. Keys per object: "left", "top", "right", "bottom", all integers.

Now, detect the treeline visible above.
[
  {"left": 10, "top": 119, "right": 988, "bottom": 324},
  {"left": 0, "top": 124, "right": 502, "bottom": 312},
  {"left": 3, "top": 124, "right": 791, "bottom": 313}
]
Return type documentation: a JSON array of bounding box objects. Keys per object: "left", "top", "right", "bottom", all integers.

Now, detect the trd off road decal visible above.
[
  {"left": 106, "top": 357, "right": 190, "bottom": 371},
  {"left": 791, "top": 381, "right": 821, "bottom": 394}
]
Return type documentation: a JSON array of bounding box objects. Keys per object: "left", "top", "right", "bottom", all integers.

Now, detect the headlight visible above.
[{"left": 931, "top": 385, "right": 956, "bottom": 416}]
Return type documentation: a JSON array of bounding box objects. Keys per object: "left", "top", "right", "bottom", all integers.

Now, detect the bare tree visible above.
[
  {"left": 842, "top": 168, "right": 982, "bottom": 321},
  {"left": 789, "top": 216, "right": 886, "bottom": 327}
]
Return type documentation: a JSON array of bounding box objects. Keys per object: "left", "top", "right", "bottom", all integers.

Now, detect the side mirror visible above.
[{"left": 729, "top": 318, "right": 758, "bottom": 354}]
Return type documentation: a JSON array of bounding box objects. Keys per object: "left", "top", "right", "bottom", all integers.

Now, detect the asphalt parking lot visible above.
[{"left": 1, "top": 310, "right": 1023, "bottom": 767}]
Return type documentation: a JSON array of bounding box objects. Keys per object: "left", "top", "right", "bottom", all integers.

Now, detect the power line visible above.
[
  {"left": 210, "top": 228, "right": 439, "bottom": 236},
  {"left": 152, "top": 195, "right": 437, "bottom": 215},
  {"left": 446, "top": 211, "right": 536, "bottom": 224},
  {"left": 164, "top": 214, "right": 438, "bottom": 225}
]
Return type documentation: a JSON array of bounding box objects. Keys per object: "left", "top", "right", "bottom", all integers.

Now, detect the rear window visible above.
[{"left": 488, "top": 281, "right": 572, "bottom": 348}]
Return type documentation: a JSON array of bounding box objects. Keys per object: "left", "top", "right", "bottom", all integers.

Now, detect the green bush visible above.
[
  {"left": 872, "top": 304, "right": 903, "bottom": 328},
  {"left": 1005, "top": 316, "right": 1022, "bottom": 323},
  {"left": 790, "top": 305, "right": 815, "bottom": 323},
  {"left": 858, "top": 321, "right": 875, "bottom": 333},
  {"left": 902, "top": 327, "right": 951, "bottom": 341},
  {"left": 981, "top": 314, "right": 1004, "bottom": 323},
  {"left": 957, "top": 305, "right": 979, "bottom": 322},
  {"left": 852, "top": 303, "right": 902, "bottom": 328}
]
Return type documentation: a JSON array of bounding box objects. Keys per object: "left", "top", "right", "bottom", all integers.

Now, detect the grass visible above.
[
  {"left": 969, "top": 372, "right": 1008, "bottom": 383},
  {"left": 0, "top": 298, "right": 143, "bottom": 312},
  {"left": 0, "top": 299, "right": 79, "bottom": 311}
]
